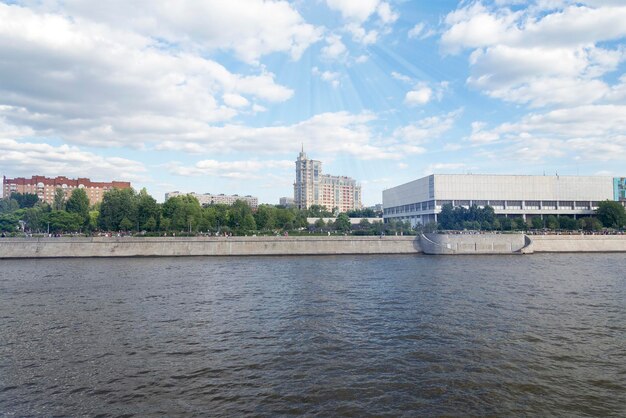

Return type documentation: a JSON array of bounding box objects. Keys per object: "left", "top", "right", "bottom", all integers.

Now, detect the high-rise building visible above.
[
  {"left": 294, "top": 149, "right": 362, "bottom": 213},
  {"left": 2, "top": 175, "right": 131, "bottom": 206},
  {"left": 165, "top": 191, "right": 258, "bottom": 209}
]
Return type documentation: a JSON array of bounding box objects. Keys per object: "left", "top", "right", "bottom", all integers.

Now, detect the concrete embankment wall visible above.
[
  {"left": 0, "top": 236, "right": 421, "bottom": 258},
  {"left": 530, "top": 235, "right": 626, "bottom": 253},
  {"left": 421, "top": 233, "right": 528, "bottom": 255}
]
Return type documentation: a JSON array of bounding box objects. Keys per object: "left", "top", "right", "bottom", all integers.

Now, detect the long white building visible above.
[
  {"left": 383, "top": 174, "right": 626, "bottom": 226},
  {"left": 165, "top": 191, "right": 258, "bottom": 209}
]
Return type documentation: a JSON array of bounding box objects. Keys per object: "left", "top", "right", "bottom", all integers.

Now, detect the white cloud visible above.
[
  {"left": 470, "top": 105, "right": 626, "bottom": 161},
  {"left": 408, "top": 22, "right": 435, "bottom": 39},
  {"left": 376, "top": 2, "right": 398, "bottom": 25},
  {"left": 408, "top": 23, "right": 425, "bottom": 39},
  {"left": 0, "top": 3, "right": 293, "bottom": 148},
  {"left": 423, "top": 162, "right": 468, "bottom": 175},
  {"left": 404, "top": 83, "right": 433, "bottom": 105},
  {"left": 345, "top": 23, "right": 378, "bottom": 45},
  {"left": 313, "top": 67, "right": 341, "bottom": 88},
  {"left": 25, "top": 0, "right": 324, "bottom": 64},
  {"left": 440, "top": 2, "right": 626, "bottom": 107},
  {"left": 321, "top": 34, "right": 347, "bottom": 60},
  {"left": 0, "top": 138, "right": 147, "bottom": 182},
  {"left": 404, "top": 81, "right": 448, "bottom": 106},
  {"left": 393, "top": 109, "right": 462, "bottom": 145},
  {"left": 326, "top": 0, "right": 381, "bottom": 22},
  {"left": 223, "top": 94, "right": 250, "bottom": 109},
  {"left": 391, "top": 72, "right": 412, "bottom": 83},
  {"left": 355, "top": 54, "right": 369, "bottom": 63},
  {"left": 167, "top": 159, "right": 293, "bottom": 179}
]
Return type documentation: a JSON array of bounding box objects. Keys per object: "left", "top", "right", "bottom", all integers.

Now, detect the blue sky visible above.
[{"left": 1, "top": 0, "right": 625, "bottom": 205}]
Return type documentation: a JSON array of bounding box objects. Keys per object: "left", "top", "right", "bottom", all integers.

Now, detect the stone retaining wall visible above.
[
  {"left": 530, "top": 235, "right": 626, "bottom": 253},
  {"left": 0, "top": 236, "right": 421, "bottom": 258}
]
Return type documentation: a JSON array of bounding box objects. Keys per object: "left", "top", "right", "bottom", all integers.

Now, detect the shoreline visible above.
[{"left": 1, "top": 234, "right": 626, "bottom": 258}]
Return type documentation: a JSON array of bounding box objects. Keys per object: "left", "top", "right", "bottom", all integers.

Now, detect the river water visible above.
[{"left": 1, "top": 254, "right": 624, "bottom": 416}]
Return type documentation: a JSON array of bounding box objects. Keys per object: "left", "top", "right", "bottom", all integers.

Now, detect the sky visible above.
[{"left": 1, "top": 0, "right": 625, "bottom": 205}]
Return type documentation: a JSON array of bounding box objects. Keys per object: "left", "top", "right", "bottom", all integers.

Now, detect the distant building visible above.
[
  {"left": 279, "top": 197, "right": 294, "bottom": 207},
  {"left": 165, "top": 191, "right": 258, "bottom": 209},
  {"left": 2, "top": 175, "right": 131, "bottom": 206},
  {"left": 294, "top": 149, "right": 362, "bottom": 213},
  {"left": 383, "top": 174, "right": 626, "bottom": 226}
]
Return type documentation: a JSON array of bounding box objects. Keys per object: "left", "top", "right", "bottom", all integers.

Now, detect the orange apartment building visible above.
[{"left": 2, "top": 175, "right": 131, "bottom": 206}]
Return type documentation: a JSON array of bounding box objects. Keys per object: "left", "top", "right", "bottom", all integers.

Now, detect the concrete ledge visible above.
[
  {"left": 530, "top": 235, "right": 626, "bottom": 253},
  {"left": 0, "top": 236, "right": 421, "bottom": 258}
]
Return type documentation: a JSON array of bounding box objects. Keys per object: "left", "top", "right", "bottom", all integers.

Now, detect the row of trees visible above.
[
  {"left": 436, "top": 202, "right": 625, "bottom": 232},
  {"left": 0, "top": 189, "right": 398, "bottom": 235}
]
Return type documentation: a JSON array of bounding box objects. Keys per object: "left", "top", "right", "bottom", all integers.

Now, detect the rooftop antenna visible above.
[{"left": 301, "top": 143, "right": 304, "bottom": 153}]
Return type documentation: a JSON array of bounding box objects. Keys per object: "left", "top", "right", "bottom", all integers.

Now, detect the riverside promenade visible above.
[{"left": 0, "top": 234, "right": 625, "bottom": 258}]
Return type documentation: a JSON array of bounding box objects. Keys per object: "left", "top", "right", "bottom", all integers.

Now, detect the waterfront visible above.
[{"left": 1, "top": 254, "right": 625, "bottom": 416}]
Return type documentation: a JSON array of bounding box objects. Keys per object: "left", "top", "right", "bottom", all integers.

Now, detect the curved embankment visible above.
[
  {"left": 0, "top": 236, "right": 421, "bottom": 258},
  {"left": 420, "top": 233, "right": 529, "bottom": 255}
]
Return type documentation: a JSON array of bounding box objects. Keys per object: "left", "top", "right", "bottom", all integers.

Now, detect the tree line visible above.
[
  {"left": 436, "top": 202, "right": 625, "bottom": 232},
  {"left": 0, "top": 188, "right": 402, "bottom": 236}
]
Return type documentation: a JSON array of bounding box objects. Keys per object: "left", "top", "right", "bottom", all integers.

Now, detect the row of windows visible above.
[{"left": 384, "top": 200, "right": 603, "bottom": 215}]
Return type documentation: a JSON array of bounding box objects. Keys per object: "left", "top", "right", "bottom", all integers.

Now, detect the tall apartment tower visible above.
[{"left": 294, "top": 148, "right": 362, "bottom": 212}]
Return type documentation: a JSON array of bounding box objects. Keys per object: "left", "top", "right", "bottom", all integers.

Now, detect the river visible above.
[{"left": 1, "top": 254, "right": 624, "bottom": 416}]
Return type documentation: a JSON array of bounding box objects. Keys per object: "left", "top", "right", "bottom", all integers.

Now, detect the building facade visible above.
[
  {"left": 294, "top": 150, "right": 362, "bottom": 213},
  {"left": 2, "top": 175, "right": 131, "bottom": 206},
  {"left": 383, "top": 174, "right": 623, "bottom": 226},
  {"left": 165, "top": 191, "right": 258, "bottom": 209},
  {"left": 279, "top": 197, "right": 294, "bottom": 207}
]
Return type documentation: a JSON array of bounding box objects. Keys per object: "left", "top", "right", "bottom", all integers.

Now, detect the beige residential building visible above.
[
  {"left": 165, "top": 191, "right": 259, "bottom": 209},
  {"left": 2, "top": 175, "right": 131, "bottom": 206},
  {"left": 294, "top": 150, "right": 362, "bottom": 213}
]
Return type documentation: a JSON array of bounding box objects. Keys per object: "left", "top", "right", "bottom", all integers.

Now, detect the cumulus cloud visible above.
[
  {"left": 404, "top": 81, "right": 448, "bottom": 106},
  {"left": 321, "top": 34, "right": 348, "bottom": 60},
  {"left": 0, "top": 137, "right": 147, "bottom": 182},
  {"left": 0, "top": 3, "right": 294, "bottom": 149},
  {"left": 326, "top": 0, "right": 397, "bottom": 45},
  {"left": 22, "top": 0, "right": 323, "bottom": 64},
  {"left": 440, "top": 1, "right": 626, "bottom": 107},
  {"left": 393, "top": 110, "right": 462, "bottom": 146},
  {"left": 167, "top": 159, "right": 293, "bottom": 179},
  {"left": 470, "top": 104, "right": 626, "bottom": 161},
  {"left": 312, "top": 67, "right": 341, "bottom": 88},
  {"left": 405, "top": 84, "right": 433, "bottom": 105}
]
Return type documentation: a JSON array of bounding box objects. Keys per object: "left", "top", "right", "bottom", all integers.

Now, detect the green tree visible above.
[
  {"left": 144, "top": 216, "right": 157, "bottom": 232},
  {"left": 136, "top": 188, "right": 160, "bottom": 231},
  {"left": 596, "top": 200, "right": 625, "bottom": 229},
  {"left": 578, "top": 217, "right": 602, "bottom": 231},
  {"left": 545, "top": 215, "right": 559, "bottom": 230},
  {"left": 119, "top": 217, "right": 134, "bottom": 231},
  {"left": 162, "top": 194, "right": 201, "bottom": 231},
  {"left": 0, "top": 198, "right": 19, "bottom": 214},
  {"left": 21, "top": 207, "right": 45, "bottom": 232},
  {"left": 0, "top": 213, "right": 19, "bottom": 232},
  {"left": 531, "top": 217, "right": 544, "bottom": 230},
  {"left": 99, "top": 188, "right": 138, "bottom": 231},
  {"left": 44, "top": 211, "right": 82, "bottom": 233},
  {"left": 254, "top": 205, "right": 277, "bottom": 230},
  {"left": 53, "top": 188, "right": 66, "bottom": 211},
  {"left": 12, "top": 193, "right": 39, "bottom": 208},
  {"left": 66, "top": 188, "right": 90, "bottom": 228},
  {"left": 334, "top": 213, "right": 351, "bottom": 233},
  {"left": 558, "top": 216, "right": 577, "bottom": 230},
  {"left": 88, "top": 210, "right": 99, "bottom": 231}
]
